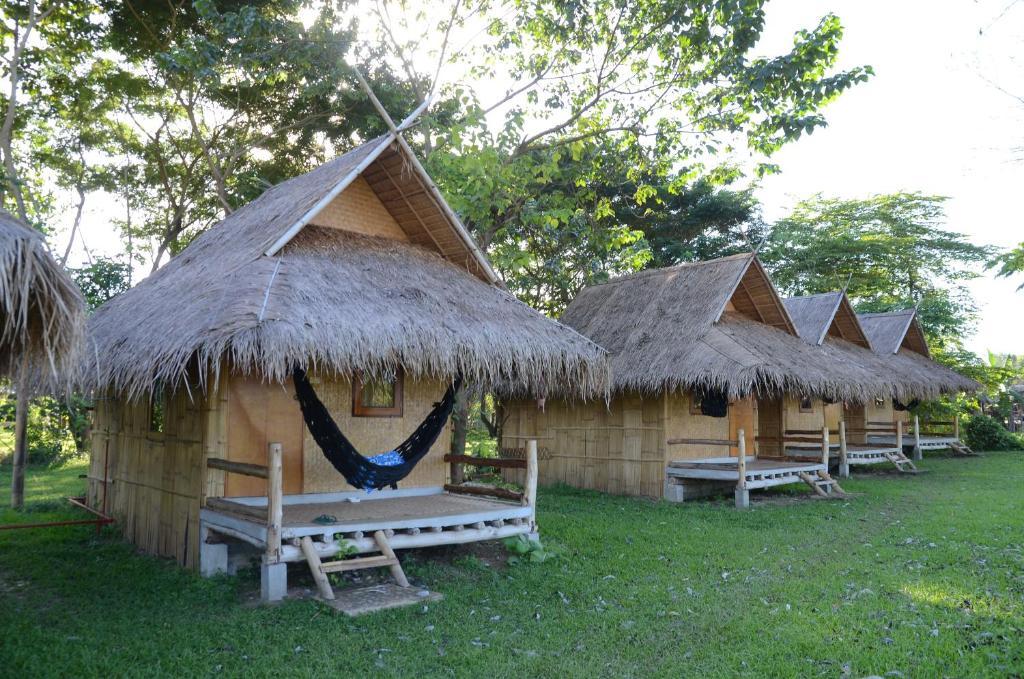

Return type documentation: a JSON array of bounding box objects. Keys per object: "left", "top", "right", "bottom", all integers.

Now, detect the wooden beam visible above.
[
  {"left": 443, "top": 454, "right": 527, "bottom": 469},
  {"left": 666, "top": 437, "right": 738, "bottom": 446},
  {"left": 443, "top": 484, "right": 523, "bottom": 502},
  {"left": 205, "top": 497, "right": 267, "bottom": 521},
  {"left": 206, "top": 458, "right": 268, "bottom": 479}
]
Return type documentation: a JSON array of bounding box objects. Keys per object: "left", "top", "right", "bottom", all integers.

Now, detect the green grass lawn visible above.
[{"left": 1, "top": 453, "right": 1022, "bottom": 677}]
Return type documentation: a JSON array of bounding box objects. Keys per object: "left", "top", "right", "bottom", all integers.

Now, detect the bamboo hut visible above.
[
  {"left": 857, "top": 309, "right": 978, "bottom": 457},
  {"left": 1, "top": 209, "right": 84, "bottom": 507},
  {"left": 782, "top": 292, "right": 931, "bottom": 474},
  {"left": 502, "top": 254, "right": 894, "bottom": 508},
  {"left": 80, "top": 135, "right": 608, "bottom": 601}
]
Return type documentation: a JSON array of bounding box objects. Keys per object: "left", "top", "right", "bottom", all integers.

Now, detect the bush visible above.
[{"left": 963, "top": 414, "right": 1024, "bottom": 452}]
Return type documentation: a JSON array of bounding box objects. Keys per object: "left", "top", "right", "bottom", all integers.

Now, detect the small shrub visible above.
[
  {"left": 503, "top": 535, "right": 556, "bottom": 565},
  {"left": 963, "top": 414, "right": 1023, "bottom": 451}
]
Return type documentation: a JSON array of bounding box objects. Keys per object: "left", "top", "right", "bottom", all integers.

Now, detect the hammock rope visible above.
[{"left": 293, "top": 366, "right": 461, "bottom": 491}]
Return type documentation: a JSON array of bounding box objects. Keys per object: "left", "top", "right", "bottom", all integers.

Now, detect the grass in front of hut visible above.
[{"left": 1, "top": 453, "right": 1022, "bottom": 677}]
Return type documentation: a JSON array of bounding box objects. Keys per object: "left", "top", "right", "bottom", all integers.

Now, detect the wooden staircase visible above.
[
  {"left": 948, "top": 441, "right": 979, "bottom": 457},
  {"left": 798, "top": 470, "right": 848, "bottom": 498},
  {"left": 883, "top": 450, "right": 919, "bottom": 473},
  {"left": 300, "top": 530, "right": 409, "bottom": 601}
]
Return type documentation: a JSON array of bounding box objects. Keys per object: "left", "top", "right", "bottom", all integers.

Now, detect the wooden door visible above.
[
  {"left": 844, "top": 403, "right": 866, "bottom": 445},
  {"left": 225, "top": 374, "right": 304, "bottom": 497},
  {"left": 757, "top": 397, "right": 783, "bottom": 457},
  {"left": 728, "top": 397, "right": 755, "bottom": 457}
]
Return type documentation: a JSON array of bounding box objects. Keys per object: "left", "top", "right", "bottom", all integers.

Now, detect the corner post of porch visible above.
[
  {"left": 525, "top": 439, "right": 539, "bottom": 531},
  {"left": 734, "top": 428, "right": 749, "bottom": 509},
  {"left": 953, "top": 414, "right": 960, "bottom": 441},
  {"left": 838, "top": 421, "right": 849, "bottom": 479},
  {"left": 912, "top": 415, "right": 922, "bottom": 461},
  {"left": 896, "top": 420, "right": 903, "bottom": 458},
  {"left": 261, "top": 442, "right": 286, "bottom": 603}
]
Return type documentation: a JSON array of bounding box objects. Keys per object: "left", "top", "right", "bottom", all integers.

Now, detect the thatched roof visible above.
[
  {"left": 783, "top": 291, "right": 871, "bottom": 349},
  {"left": 81, "top": 139, "right": 608, "bottom": 400},
  {"left": 858, "top": 309, "right": 929, "bottom": 356},
  {"left": 561, "top": 254, "right": 898, "bottom": 401},
  {"left": 857, "top": 309, "right": 978, "bottom": 394},
  {"left": 0, "top": 210, "right": 84, "bottom": 388}
]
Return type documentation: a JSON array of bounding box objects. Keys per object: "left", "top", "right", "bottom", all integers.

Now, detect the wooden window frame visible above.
[
  {"left": 798, "top": 395, "right": 814, "bottom": 413},
  {"left": 352, "top": 369, "right": 404, "bottom": 418},
  {"left": 689, "top": 393, "right": 703, "bottom": 416}
]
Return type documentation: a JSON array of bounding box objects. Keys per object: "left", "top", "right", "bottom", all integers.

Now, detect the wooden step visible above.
[{"left": 321, "top": 555, "right": 398, "bottom": 574}]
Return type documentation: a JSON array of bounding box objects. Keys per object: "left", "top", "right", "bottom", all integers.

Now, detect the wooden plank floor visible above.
[{"left": 279, "top": 494, "right": 519, "bottom": 527}]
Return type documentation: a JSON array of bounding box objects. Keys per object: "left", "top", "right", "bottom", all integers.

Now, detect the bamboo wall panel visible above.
[
  {"left": 502, "top": 393, "right": 665, "bottom": 498},
  {"left": 311, "top": 176, "right": 410, "bottom": 242},
  {"left": 225, "top": 374, "right": 304, "bottom": 496},
  {"left": 301, "top": 376, "right": 449, "bottom": 492},
  {"left": 88, "top": 386, "right": 206, "bottom": 569},
  {"left": 664, "top": 391, "right": 732, "bottom": 460},
  {"left": 784, "top": 396, "right": 826, "bottom": 432}
]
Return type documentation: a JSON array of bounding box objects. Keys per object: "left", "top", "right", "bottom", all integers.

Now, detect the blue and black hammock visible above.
[{"left": 292, "top": 366, "right": 461, "bottom": 491}]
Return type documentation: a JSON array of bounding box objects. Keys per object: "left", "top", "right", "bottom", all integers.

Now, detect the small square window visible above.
[
  {"left": 689, "top": 393, "right": 703, "bottom": 416},
  {"left": 353, "top": 369, "right": 404, "bottom": 417},
  {"left": 798, "top": 395, "right": 813, "bottom": 413}
]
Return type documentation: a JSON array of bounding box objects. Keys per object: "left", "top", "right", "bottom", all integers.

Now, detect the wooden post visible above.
[
  {"left": 10, "top": 378, "right": 28, "bottom": 509},
  {"left": 735, "top": 428, "right": 749, "bottom": 509},
  {"left": 838, "top": 421, "right": 849, "bottom": 478},
  {"left": 953, "top": 415, "right": 960, "bottom": 441},
  {"left": 912, "top": 415, "right": 922, "bottom": 461},
  {"left": 266, "top": 443, "right": 283, "bottom": 563},
  {"left": 821, "top": 426, "right": 830, "bottom": 467},
  {"left": 524, "top": 439, "right": 539, "bottom": 524},
  {"left": 374, "top": 531, "right": 410, "bottom": 588},
  {"left": 896, "top": 420, "right": 903, "bottom": 456},
  {"left": 300, "top": 536, "right": 335, "bottom": 600}
]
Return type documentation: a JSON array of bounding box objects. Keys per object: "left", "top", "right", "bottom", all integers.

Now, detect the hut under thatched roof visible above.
[
  {"left": 501, "top": 254, "right": 880, "bottom": 506},
  {"left": 0, "top": 209, "right": 84, "bottom": 387},
  {"left": 82, "top": 134, "right": 608, "bottom": 599}
]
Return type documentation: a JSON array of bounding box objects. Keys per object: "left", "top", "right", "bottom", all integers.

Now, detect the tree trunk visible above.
[
  {"left": 449, "top": 386, "right": 469, "bottom": 484},
  {"left": 11, "top": 382, "right": 29, "bottom": 509}
]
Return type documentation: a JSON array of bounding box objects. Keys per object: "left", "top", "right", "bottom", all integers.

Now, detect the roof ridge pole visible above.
[{"left": 350, "top": 66, "right": 501, "bottom": 286}]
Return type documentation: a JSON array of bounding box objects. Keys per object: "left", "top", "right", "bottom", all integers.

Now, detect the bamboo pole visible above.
[
  {"left": 953, "top": 415, "right": 960, "bottom": 441},
  {"left": 839, "top": 421, "right": 849, "bottom": 478},
  {"left": 896, "top": 420, "right": 903, "bottom": 453},
  {"left": 266, "top": 443, "right": 283, "bottom": 563},
  {"left": 374, "top": 530, "right": 410, "bottom": 588},
  {"left": 300, "top": 536, "right": 335, "bottom": 600}
]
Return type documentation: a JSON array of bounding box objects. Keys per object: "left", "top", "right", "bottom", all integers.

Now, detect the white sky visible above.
[
  {"left": 67, "top": 0, "right": 1023, "bottom": 357},
  {"left": 755, "top": 0, "right": 1024, "bottom": 357}
]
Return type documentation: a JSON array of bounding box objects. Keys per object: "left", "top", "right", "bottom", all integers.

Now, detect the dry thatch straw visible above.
[
  {"left": 81, "top": 140, "right": 609, "bottom": 401},
  {"left": 0, "top": 210, "right": 84, "bottom": 390},
  {"left": 560, "top": 254, "right": 968, "bottom": 403},
  {"left": 858, "top": 308, "right": 979, "bottom": 395},
  {"left": 785, "top": 292, "right": 978, "bottom": 398}
]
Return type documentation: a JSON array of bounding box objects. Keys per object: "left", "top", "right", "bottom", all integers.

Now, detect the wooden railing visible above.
[
  {"left": 443, "top": 440, "right": 538, "bottom": 510},
  {"left": 667, "top": 429, "right": 749, "bottom": 490},
  {"left": 205, "top": 443, "right": 283, "bottom": 564}
]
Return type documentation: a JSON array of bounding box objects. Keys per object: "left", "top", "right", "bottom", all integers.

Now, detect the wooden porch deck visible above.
[{"left": 666, "top": 457, "right": 827, "bottom": 488}]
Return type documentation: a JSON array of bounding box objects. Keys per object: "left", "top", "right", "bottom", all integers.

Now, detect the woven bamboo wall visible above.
[
  {"left": 502, "top": 393, "right": 665, "bottom": 498},
  {"left": 783, "top": 395, "right": 826, "bottom": 432},
  {"left": 664, "top": 393, "right": 756, "bottom": 459},
  {"left": 87, "top": 386, "right": 206, "bottom": 569},
  {"left": 311, "top": 175, "right": 410, "bottom": 242},
  {"left": 824, "top": 403, "right": 843, "bottom": 431},
  {"left": 866, "top": 397, "right": 910, "bottom": 426},
  {"left": 300, "top": 375, "right": 449, "bottom": 493}
]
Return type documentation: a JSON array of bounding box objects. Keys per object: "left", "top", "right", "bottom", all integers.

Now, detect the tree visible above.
[
  {"left": 992, "top": 243, "right": 1024, "bottom": 291},
  {"left": 761, "top": 193, "right": 995, "bottom": 347}
]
